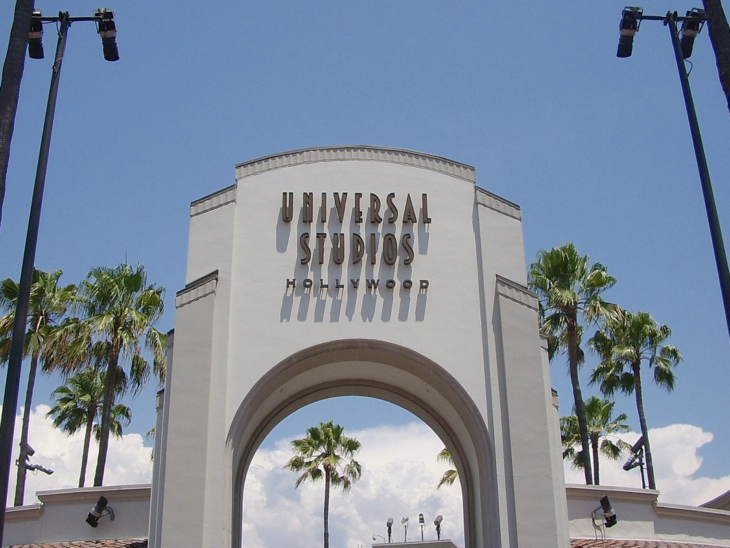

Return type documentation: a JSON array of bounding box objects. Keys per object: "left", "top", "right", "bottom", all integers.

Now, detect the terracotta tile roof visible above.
[
  {"left": 572, "top": 540, "right": 729, "bottom": 548},
  {"left": 6, "top": 541, "right": 147, "bottom": 548}
]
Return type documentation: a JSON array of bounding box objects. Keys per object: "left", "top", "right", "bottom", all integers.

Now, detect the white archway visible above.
[{"left": 154, "top": 148, "right": 569, "bottom": 548}]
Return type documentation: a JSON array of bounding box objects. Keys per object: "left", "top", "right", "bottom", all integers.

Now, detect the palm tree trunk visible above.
[
  {"left": 633, "top": 362, "right": 656, "bottom": 490},
  {"left": 79, "top": 408, "right": 95, "bottom": 488},
  {"left": 591, "top": 435, "right": 600, "bottom": 485},
  {"left": 13, "top": 353, "right": 38, "bottom": 506},
  {"left": 0, "top": 0, "right": 35, "bottom": 230},
  {"left": 324, "top": 467, "right": 331, "bottom": 548},
  {"left": 703, "top": 0, "right": 730, "bottom": 118},
  {"left": 567, "top": 312, "right": 593, "bottom": 484},
  {"left": 93, "top": 344, "right": 119, "bottom": 486}
]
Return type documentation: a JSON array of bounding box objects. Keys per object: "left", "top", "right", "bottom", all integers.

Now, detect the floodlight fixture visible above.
[
  {"left": 622, "top": 436, "right": 647, "bottom": 488},
  {"left": 601, "top": 496, "right": 617, "bottom": 527},
  {"left": 419, "top": 513, "right": 425, "bottom": 541},
  {"left": 95, "top": 8, "right": 119, "bottom": 61},
  {"left": 28, "top": 10, "right": 44, "bottom": 59},
  {"left": 680, "top": 8, "right": 705, "bottom": 59},
  {"left": 24, "top": 462, "right": 53, "bottom": 475},
  {"left": 401, "top": 517, "right": 409, "bottom": 542},
  {"left": 617, "top": 6, "right": 643, "bottom": 58},
  {"left": 622, "top": 452, "right": 641, "bottom": 471},
  {"left": 592, "top": 495, "right": 617, "bottom": 531},
  {"left": 86, "top": 496, "right": 114, "bottom": 527},
  {"left": 434, "top": 515, "right": 443, "bottom": 540},
  {"left": 386, "top": 518, "right": 393, "bottom": 542}
]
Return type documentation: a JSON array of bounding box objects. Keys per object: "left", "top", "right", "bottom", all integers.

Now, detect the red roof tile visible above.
[{"left": 572, "top": 540, "right": 729, "bottom": 548}]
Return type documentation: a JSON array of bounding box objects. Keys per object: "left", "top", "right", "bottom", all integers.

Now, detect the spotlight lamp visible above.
[
  {"left": 592, "top": 495, "right": 618, "bottom": 531},
  {"left": 86, "top": 495, "right": 115, "bottom": 527},
  {"left": 622, "top": 436, "right": 647, "bottom": 488},
  {"left": 401, "top": 517, "right": 409, "bottom": 542},
  {"left": 434, "top": 515, "right": 443, "bottom": 540},
  {"left": 28, "top": 10, "right": 44, "bottom": 59},
  {"left": 24, "top": 462, "right": 53, "bottom": 475},
  {"left": 16, "top": 443, "right": 53, "bottom": 474},
  {"left": 617, "top": 6, "right": 643, "bottom": 58},
  {"left": 95, "top": 8, "right": 120, "bottom": 61},
  {"left": 680, "top": 8, "right": 706, "bottom": 59},
  {"left": 386, "top": 518, "right": 393, "bottom": 543}
]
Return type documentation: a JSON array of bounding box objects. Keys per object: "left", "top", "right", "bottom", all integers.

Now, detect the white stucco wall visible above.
[
  {"left": 6, "top": 484, "right": 730, "bottom": 547},
  {"left": 4, "top": 485, "right": 150, "bottom": 545}
]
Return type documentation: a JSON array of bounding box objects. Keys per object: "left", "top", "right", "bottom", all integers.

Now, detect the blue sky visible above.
[{"left": 1, "top": 0, "right": 730, "bottom": 540}]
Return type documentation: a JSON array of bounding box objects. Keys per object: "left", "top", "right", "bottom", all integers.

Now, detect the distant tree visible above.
[
  {"left": 436, "top": 447, "right": 458, "bottom": 489},
  {"left": 528, "top": 243, "right": 617, "bottom": 485},
  {"left": 0, "top": 0, "right": 35, "bottom": 232},
  {"left": 284, "top": 421, "right": 362, "bottom": 548},
  {"left": 561, "top": 396, "right": 631, "bottom": 485},
  {"left": 590, "top": 310, "right": 681, "bottom": 490},
  {"left": 0, "top": 268, "right": 76, "bottom": 505},
  {"left": 46, "top": 366, "right": 130, "bottom": 487},
  {"left": 68, "top": 264, "right": 165, "bottom": 486}
]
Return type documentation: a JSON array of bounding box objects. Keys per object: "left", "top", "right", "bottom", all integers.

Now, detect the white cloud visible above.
[
  {"left": 562, "top": 424, "right": 730, "bottom": 506},
  {"left": 4, "top": 404, "right": 153, "bottom": 506},
  {"left": 243, "top": 422, "right": 464, "bottom": 548}
]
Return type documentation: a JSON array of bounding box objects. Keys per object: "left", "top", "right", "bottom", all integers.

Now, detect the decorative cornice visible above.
[
  {"left": 36, "top": 484, "right": 151, "bottom": 504},
  {"left": 496, "top": 275, "right": 538, "bottom": 312},
  {"left": 190, "top": 185, "right": 236, "bottom": 217},
  {"left": 234, "top": 146, "right": 476, "bottom": 183},
  {"left": 566, "top": 484, "right": 659, "bottom": 504},
  {"left": 476, "top": 188, "right": 521, "bottom": 220},
  {"left": 654, "top": 502, "right": 730, "bottom": 525},
  {"left": 5, "top": 503, "right": 42, "bottom": 521},
  {"left": 176, "top": 271, "right": 219, "bottom": 309}
]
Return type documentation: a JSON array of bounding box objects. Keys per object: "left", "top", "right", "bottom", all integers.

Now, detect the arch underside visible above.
[{"left": 228, "top": 339, "right": 501, "bottom": 548}]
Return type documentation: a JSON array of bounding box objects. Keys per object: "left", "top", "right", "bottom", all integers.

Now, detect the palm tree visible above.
[
  {"left": 436, "top": 447, "right": 458, "bottom": 489},
  {"left": 528, "top": 243, "right": 617, "bottom": 485},
  {"left": 283, "top": 421, "right": 362, "bottom": 548},
  {"left": 589, "top": 309, "right": 681, "bottom": 490},
  {"left": 0, "top": 0, "right": 35, "bottom": 230},
  {"left": 560, "top": 396, "right": 631, "bottom": 485},
  {"left": 70, "top": 264, "right": 165, "bottom": 486},
  {"left": 46, "top": 366, "right": 130, "bottom": 487},
  {"left": 0, "top": 268, "right": 76, "bottom": 506}
]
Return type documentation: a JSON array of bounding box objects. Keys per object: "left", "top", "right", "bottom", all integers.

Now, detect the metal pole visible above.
[
  {"left": 665, "top": 12, "right": 730, "bottom": 341},
  {"left": 639, "top": 455, "right": 646, "bottom": 490},
  {"left": 0, "top": 13, "right": 70, "bottom": 543}
]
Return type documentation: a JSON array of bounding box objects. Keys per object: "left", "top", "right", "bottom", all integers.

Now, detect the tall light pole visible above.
[
  {"left": 617, "top": 7, "right": 730, "bottom": 343},
  {"left": 0, "top": 9, "right": 118, "bottom": 543}
]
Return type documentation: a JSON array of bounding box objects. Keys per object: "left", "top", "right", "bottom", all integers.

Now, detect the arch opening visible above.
[
  {"left": 227, "top": 339, "right": 502, "bottom": 548},
  {"left": 243, "top": 396, "right": 465, "bottom": 547}
]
